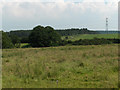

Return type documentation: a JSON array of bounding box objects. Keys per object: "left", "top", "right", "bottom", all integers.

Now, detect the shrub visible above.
[{"left": 72, "top": 38, "right": 113, "bottom": 45}]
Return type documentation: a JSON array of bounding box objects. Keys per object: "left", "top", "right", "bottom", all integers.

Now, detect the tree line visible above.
[
  {"left": 2, "top": 25, "right": 120, "bottom": 49},
  {"left": 6, "top": 27, "right": 98, "bottom": 43}
]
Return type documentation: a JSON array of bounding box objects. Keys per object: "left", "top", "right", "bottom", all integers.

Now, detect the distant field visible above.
[
  {"left": 20, "top": 43, "right": 29, "bottom": 48},
  {"left": 62, "top": 34, "right": 118, "bottom": 41},
  {"left": 2, "top": 44, "right": 118, "bottom": 88}
]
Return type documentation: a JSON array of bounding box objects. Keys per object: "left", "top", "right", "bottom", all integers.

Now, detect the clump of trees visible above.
[
  {"left": 56, "top": 28, "right": 98, "bottom": 36},
  {"left": 2, "top": 31, "right": 21, "bottom": 49},
  {"left": 2, "top": 25, "right": 120, "bottom": 49},
  {"left": 9, "top": 35, "right": 21, "bottom": 48},
  {"left": 72, "top": 38, "right": 112, "bottom": 45},
  {"left": 0, "top": 31, "right": 2, "bottom": 49},
  {"left": 2, "top": 31, "right": 14, "bottom": 49},
  {"left": 29, "top": 25, "right": 62, "bottom": 47},
  {"left": 5, "top": 28, "right": 98, "bottom": 40},
  {"left": 59, "top": 38, "right": 120, "bottom": 46}
]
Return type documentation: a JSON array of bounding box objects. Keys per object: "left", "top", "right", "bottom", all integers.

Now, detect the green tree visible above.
[
  {"left": 29, "top": 25, "right": 61, "bottom": 47},
  {"left": 2, "top": 31, "right": 14, "bottom": 49},
  {"left": 9, "top": 35, "right": 21, "bottom": 48},
  {"left": 0, "top": 31, "right": 2, "bottom": 49}
]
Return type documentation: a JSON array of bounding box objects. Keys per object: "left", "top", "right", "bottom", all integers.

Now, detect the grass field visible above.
[
  {"left": 62, "top": 34, "right": 118, "bottom": 41},
  {"left": 2, "top": 44, "right": 118, "bottom": 88},
  {"left": 20, "top": 43, "right": 31, "bottom": 48},
  {"left": 20, "top": 43, "right": 29, "bottom": 48},
  {"left": 20, "top": 34, "right": 119, "bottom": 48}
]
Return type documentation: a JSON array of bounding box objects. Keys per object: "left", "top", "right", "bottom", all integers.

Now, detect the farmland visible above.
[
  {"left": 2, "top": 44, "right": 118, "bottom": 88},
  {"left": 1, "top": 1, "right": 119, "bottom": 88},
  {"left": 20, "top": 34, "right": 119, "bottom": 48},
  {"left": 62, "top": 34, "right": 118, "bottom": 41}
]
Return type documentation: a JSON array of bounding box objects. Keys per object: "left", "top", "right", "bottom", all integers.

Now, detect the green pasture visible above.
[
  {"left": 2, "top": 44, "right": 118, "bottom": 88},
  {"left": 62, "top": 34, "right": 119, "bottom": 41}
]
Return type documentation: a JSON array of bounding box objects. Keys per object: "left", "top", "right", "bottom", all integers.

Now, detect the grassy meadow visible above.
[
  {"left": 2, "top": 44, "right": 118, "bottom": 88},
  {"left": 62, "top": 34, "right": 118, "bottom": 41}
]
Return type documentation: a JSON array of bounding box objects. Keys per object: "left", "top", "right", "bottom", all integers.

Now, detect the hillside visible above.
[
  {"left": 96, "top": 31, "right": 119, "bottom": 34},
  {"left": 6, "top": 28, "right": 98, "bottom": 39}
]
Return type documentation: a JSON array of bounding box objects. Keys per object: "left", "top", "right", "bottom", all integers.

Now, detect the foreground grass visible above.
[
  {"left": 2, "top": 44, "right": 118, "bottom": 88},
  {"left": 62, "top": 34, "right": 118, "bottom": 41}
]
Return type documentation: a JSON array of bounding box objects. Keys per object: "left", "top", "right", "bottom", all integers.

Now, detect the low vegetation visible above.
[
  {"left": 62, "top": 34, "right": 118, "bottom": 41},
  {"left": 2, "top": 25, "right": 119, "bottom": 49},
  {"left": 2, "top": 44, "right": 118, "bottom": 88},
  {"left": 2, "top": 25, "right": 119, "bottom": 88}
]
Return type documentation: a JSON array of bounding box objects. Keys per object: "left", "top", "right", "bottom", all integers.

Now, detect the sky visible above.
[{"left": 0, "top": 0, "right": 119, "bottom": 31}]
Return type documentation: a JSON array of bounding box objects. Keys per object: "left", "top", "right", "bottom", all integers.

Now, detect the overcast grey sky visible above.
[{"left": 0, "top": 0, "right": 119, "bottom": 31}]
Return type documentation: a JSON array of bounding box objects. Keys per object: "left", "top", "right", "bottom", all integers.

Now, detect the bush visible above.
[
  {"left": 59, "top": 40, "right": 68, "bottom": 46},
  {"left": 72, "top": 38, "right": 113, "bottom": 45}
]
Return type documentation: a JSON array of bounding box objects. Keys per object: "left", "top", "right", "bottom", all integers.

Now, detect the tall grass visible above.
[{"left": 2, "top": 44, "right": 118, "bottom": 88}]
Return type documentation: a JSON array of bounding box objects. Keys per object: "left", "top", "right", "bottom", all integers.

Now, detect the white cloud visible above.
[
  {"left": 1, "top": 0, "right": 119, "bottom": 2},
  {"left": 3, "top": 1, "right": 117, "bottom": 18},
  {"left": 0, "top": 1, "right": 4, "bottom": 29},
  {"left": 2, "top": 0, "right": 65, "bottom": 2},
  {"left": 83, "top": 0, "right": 118, "bottom": 2},
  {"left": 2, "top": 0, "right": 118, "bottom": 30}
]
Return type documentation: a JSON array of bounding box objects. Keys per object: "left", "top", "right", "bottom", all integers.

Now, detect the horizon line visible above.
[{"left": 1, "top": 29, "right": 119, "bottom": 32}]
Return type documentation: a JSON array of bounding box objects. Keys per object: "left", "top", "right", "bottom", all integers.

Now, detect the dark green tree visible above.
[
  {"left": 9, "top": 35, "right": 21, "bottom": 48},
  {"left": 2, "top": 31, "right": 14, "bottom": 49},
  {"left": 0, "top": 31, "right": 2, "bottom": 49},
  {"left": 29, "top": 25, "right": 61, "bottom": 47}
]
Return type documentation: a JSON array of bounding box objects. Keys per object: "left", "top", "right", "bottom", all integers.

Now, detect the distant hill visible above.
[
  {"left": 6, "top": 28, "right": 99, "bottom": 38},
  {"left": 56, "top": 28, "right": 99, "bottom": 36},
  {"left": 5, "top": 29, "right": 119, "bottom": 43},
  {"left": 96, "top": 31, "right": 119, "bottom": 34},
  {"left": 7, "top": 30, "right": 32, "bottom": 38}
]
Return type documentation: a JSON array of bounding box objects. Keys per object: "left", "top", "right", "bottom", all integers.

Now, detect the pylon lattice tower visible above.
[{"left": 106, "top": 18, "right": 108, "bottom": 34}]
